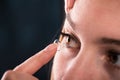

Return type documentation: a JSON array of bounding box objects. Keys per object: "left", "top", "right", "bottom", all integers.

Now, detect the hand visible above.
[{"left": 1, "top": 43, "right": 57, "bottom": 80}]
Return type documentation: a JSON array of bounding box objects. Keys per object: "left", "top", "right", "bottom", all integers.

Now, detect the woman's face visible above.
[{"left": 51, "top": 0, "right": 120, "bottom": 80}]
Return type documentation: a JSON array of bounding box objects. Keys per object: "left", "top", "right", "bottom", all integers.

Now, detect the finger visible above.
[
  {"left": 13, "top": 43, "right": 57, "bottom": 75},
  {"left": 1, "top": 70, "right": 38, "bottom": 80}
]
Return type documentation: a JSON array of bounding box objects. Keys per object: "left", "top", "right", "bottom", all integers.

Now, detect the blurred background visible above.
[{"left": 0, "top": 0, "right": 64, "bottom": 79}]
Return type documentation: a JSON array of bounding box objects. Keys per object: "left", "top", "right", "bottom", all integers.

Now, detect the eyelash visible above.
[
  {"left": 59, "top": 32, "right": 80, "bottom": 49},
  {"left": 106, "top": 49, "right": 120, "bottom": 69},
  {"left": 60, "top": 32, "right": 72, "bottom": 40}
]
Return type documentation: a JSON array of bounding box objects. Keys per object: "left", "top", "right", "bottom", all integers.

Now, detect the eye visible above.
[
  {"left": 106, "top": 49, "right": 120, "bottom": 68},
  {"left": 59, "top": 32, "right": 80, "bottom": 49}
]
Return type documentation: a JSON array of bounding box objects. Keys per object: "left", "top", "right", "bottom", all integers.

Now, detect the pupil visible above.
[
  {"left": 108, "top": 53, "right": 118, "bottom": 64},
  {"left": 67, "top": 36, "right": 71, "bottom": 42}
]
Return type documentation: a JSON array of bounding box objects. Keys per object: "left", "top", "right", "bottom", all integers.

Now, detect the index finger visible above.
[{"left": 13, "top": 43, "right": 58, "bottom": 75}]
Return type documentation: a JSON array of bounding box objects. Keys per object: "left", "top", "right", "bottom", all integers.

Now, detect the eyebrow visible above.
[{"left": 99, "top": 38, "right": 120, "bottom": 46}]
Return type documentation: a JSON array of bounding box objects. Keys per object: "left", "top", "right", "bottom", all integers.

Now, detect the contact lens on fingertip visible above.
[{"left": 54, "top": 39, "right": 59, "bottom": 43}]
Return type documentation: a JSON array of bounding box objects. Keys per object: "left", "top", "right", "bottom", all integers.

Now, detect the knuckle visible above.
[{"left": 1, "top": 70, "right": 15, "bottom": 80}]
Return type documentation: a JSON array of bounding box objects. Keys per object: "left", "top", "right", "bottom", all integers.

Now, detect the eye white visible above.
[
  {"left": 64, "top": 35, "right": 80, "bottom": 49},
  {"left": 114, "top": 55, "right": 120, "bottom": 66}
]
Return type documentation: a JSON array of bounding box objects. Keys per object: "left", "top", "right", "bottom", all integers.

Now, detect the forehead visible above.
[
  {"left": 75, "top": 0, "right": 120, "bottom": 8},
  {"left": 65, "top": 0, "right": 120, "bottom": 42},
  {"left": 71, "top": 0, "right": 120, "bottom": 23}
]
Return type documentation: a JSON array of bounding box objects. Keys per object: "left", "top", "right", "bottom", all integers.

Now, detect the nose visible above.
[{"left": 62, "top": 47, "right": 110, "bottom": 80}]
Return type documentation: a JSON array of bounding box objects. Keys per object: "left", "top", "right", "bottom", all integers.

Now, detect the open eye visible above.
[
  {"left": 107, "top": 49, "right": 120, "bottom": 68},
  {"left": 59, "top": 32, "right": 80, "bottom": 49}
]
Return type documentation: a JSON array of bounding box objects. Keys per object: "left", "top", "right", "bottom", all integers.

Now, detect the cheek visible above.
[{"left": 51, "top": 48, "right": 74, "bottom": 79}]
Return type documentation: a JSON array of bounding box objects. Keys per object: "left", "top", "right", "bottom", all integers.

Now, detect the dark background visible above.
[{"left": 0, "top": 0, "right": 64, "bottom": 79}]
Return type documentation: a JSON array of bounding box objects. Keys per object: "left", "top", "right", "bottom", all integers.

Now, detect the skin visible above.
[
  {"left": 51, "top": 0, "right": 120, "bottom": 80},
  {"left": 1, "top": 0, "right": 120, "bottom": 80},
  {"left": 1, "top": 43, "right": 58, "bottom": 80}
]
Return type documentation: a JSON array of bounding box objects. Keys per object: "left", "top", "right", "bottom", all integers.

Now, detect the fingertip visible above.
[
  {"left": 44, "top": 43, "right": 58, "bottom": 52},
  {"left": 12, "top": 43, "right": 58, "bottom": 75}
]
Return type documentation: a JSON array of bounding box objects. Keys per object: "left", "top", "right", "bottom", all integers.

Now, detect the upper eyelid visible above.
[
  {"left": 60, "top": 32, "right": 71, "bottom": 37},
  {"left": 107, "top": 49, "right": 120, "bottom": 55},
  {"left": 61, "top": 32, "right": 75, "bottom": 40},
  {"left": 62, "top": 27, "right": 80, "bottom": 42},
  {"left": 60, "top": 32, "right": 80, "bottom": 43}
]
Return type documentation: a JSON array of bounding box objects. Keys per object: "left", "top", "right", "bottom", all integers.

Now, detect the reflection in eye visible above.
[
  {"left": 107, "top": 49, "right": 120, "bottom": 69},
  {"left": 59, "top": 32, "right": 80, "bottom": 49}
]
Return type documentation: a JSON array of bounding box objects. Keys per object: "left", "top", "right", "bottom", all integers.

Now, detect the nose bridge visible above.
[
  {"left": 63, "top": 46, "right": 98, "bottom": 80},
  {"left": 74, "top": 45, "right": 96, "bottom": 70},
  {"left": 74, "top": 48, "right": 95, "bottom": 73}
]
